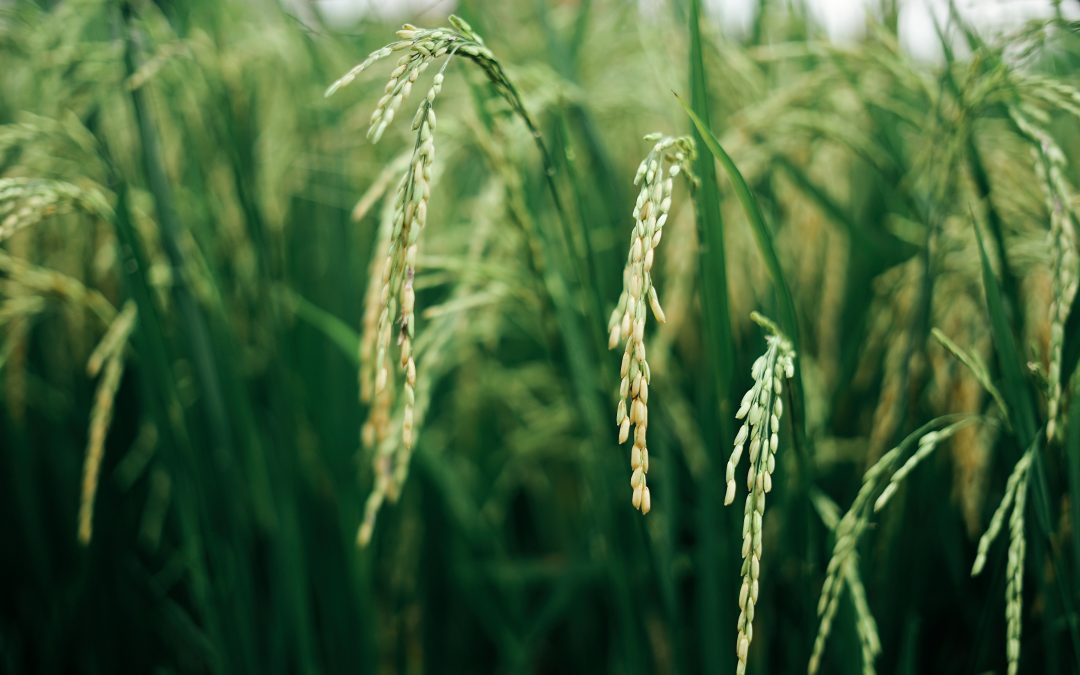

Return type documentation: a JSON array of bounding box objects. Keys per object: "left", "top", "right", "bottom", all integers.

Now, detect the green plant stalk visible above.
[
  {"left": 119, "top": 6, "right": 295, "bottom": 671},
  {"left": 121, "top": 4, "right": 232, "bottom": 455},
  {"left": 688, "top": 2, "right": 735, "bottom": 672},
  {"left": 111, "top": 182, "right": 227, "bottom": 674}
]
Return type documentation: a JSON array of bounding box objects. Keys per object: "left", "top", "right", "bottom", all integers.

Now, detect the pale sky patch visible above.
[{"left": 312, "top": 0, "right": 1078, "bottom": 63}]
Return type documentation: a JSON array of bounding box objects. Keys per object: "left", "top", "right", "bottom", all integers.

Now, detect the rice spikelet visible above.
[
  {"left": 724, "top": 312, "right": 795, "bottom": 675},
  {"left": 330, "top": 15, "right": 527, "bottom": 546},
  {"left": 1009, "top": 106, "right": 1078, "bottom": 443},
  {"left": 972, "top": 449, "right": 1033, "bottom": 675},
  {"left": 608, "top": 133, "right": 696, "bottom": 515},
  {"left": 809, "top": 416, "right": 977, "bottom": 675},
  {"left": 78, "top": 302, "right": 137, "bottom": 545}
]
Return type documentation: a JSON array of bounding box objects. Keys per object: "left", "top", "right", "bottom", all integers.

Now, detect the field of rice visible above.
[{"left": 2, "top": 1, "right": 1079, "bottom": 673}]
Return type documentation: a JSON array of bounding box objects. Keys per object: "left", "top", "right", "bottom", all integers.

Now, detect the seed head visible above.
[{"left": 608, "top": 134, "right": 696, "bottom": 515}]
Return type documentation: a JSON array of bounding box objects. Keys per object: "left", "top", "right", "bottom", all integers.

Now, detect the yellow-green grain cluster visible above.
[
  {"left": 609, "top": 133, "right": 695, "bottom": 515},
  {"left": 78, "top": 302, "right": 137, "bottom": 545},
  {"left": 329, "top": 17, "right": 518, "bottom": 546},
  {"left": 0, "top": 177, "right": 109, "bottom": 242}
]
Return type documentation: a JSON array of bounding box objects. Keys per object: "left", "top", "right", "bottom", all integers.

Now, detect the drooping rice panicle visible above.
[
  {"left": 844, "top": 554, "right": 881, "bottom": 675},
  {"left": 0, "top": 249, "right": 117, "bottom": 325},
  {"left": 608, "top": 133, "right": 696, "bottom": 516},
  {"left": 810, "top": 490, "right": 880, "bottom": 675},
  {"left": 78, "top": 302, "right": 137, "bottom": 545},
  {"left": 1010, "top": 106, "right": 1078, "bottom": 443},
  {"left": 808, "top": 441, "right": 896, "bottom": 675},
  {"left": 0, "top": 177, "right": 110, "bottom": 241},
  {"left": 359, "top": 178, "right": 398, "bottom": 413},
  {"left": 971, "top": 446, "right": 1034, "bottom": 675},
  {"left": 809, "top": 415, "right": 977, "bottom": 675},
  {"left": 325, "top": 17, "right": 498, "bottom": 144},
  {"left": 1005, "top": 466, "right": 1029, "bottom": 675},
  {"left": 331, "top": 16, "right": 520, "bottom": 546},
  {"left": 873, "top": 417, "right": 979, "bottom": 512},
  {"left": 354, "top": 63, "right": 447, "bottom": 546},
  {"left": 723, "top": 311, "right": 795, "bottom": 675},
  {"left": 972, "top": 450, "right": 1032, "bottom": 577}
]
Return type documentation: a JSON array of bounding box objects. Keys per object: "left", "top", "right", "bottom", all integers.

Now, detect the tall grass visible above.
[{"left": 1, "top": 1, "right": 1079, "bottom": 674}]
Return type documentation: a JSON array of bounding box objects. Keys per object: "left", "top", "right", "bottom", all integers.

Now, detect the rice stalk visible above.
[
  {"left": 77, "top": 301, "right": 137, "bottom": 545},
  {"left": 608, "top": 133, "right": 696, "bottom": 515},
  {"left": 355, "top": 64, "right": 448, "bottom": 546},
  {"left": 808, "top": 415, "right": 978, "bottom": 675},
  {"left": 1009, "top": 106, "right": 1078, "bottom": 443},
  {"left": 972, "top": 448, "right": 1034, "bottom": 675},
  {"left": 724, "top": 311, "right": 795, "bottom": 675},
  {"left": 330, "top": 15, "right": 576, "bottom": 547}
]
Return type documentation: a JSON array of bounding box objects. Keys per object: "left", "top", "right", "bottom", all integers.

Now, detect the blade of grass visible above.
[
  {"left": 678, "top": 97, "right": 798, "bottom": 348},
  {"left": 283, "top": 288, "right": 360, "bottom": 367},
  {"left": 109, "top": 182, "right": 228, "bottom": 674},
  {"left": 121, "top": 3, "right": 232, "bottom": 455},
  {"left": 687, "top": 3, "right": 735, "bottom": 673},
  {"left": 972, "top": 219, "right": 1036, "bottom": 441}
]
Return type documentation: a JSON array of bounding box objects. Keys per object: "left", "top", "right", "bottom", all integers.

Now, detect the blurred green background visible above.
[{"left": 2, "top": 0, "right": 1080, "bottom": 673}]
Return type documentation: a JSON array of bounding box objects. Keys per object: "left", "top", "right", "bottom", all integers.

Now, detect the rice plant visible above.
[{"left": 3, "top": 1, "right": 1080, "bottom": 674}]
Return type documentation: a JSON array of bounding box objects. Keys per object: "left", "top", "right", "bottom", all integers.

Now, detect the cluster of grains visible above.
[
  {"left": 809, "top": 416, "right": 974, "bottom": 675},
  {"left": 972, "top": 450, "right": 1033, "bottom": 675},
  {"left": 327, "top": 16, "right": 504, "bottom": 546},
  {"left": 78, "top": 302, "right": 137, "bottom": 545},
  {"left": 0, "top": 177, "right": 109, "bottom": 242},
  {"left": 325, "top": 16, "right": 496, "bottom": 135},
  {"left": 363, "top": 64, "right": 446, "bottom": 545},
  {"left": 809, "top": 476, "right": 880, "bottom": 675},
  {"left": 608, "top": 134, "right": 695, "bottom": 515},
  {"left": 1010, "top": 107, "right": 1078, "bottom": 443},
  {"left": 358, "top": 195, "right": 397, "bottom": 445},
  {"left": 873, "top": 417, "right": 977, "bottom": 512},
  {"left": 845, "top": 552, "right": 881, "bottom": 675},
  {"left": 1005, "top": 474, "right": 1029, "bottom": 675},
  {"left": 722, "top": 312, "right": 795, "bottom": 675},
  {"left": 0, "top": 249, "right": 117, "bottom": 324}
]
